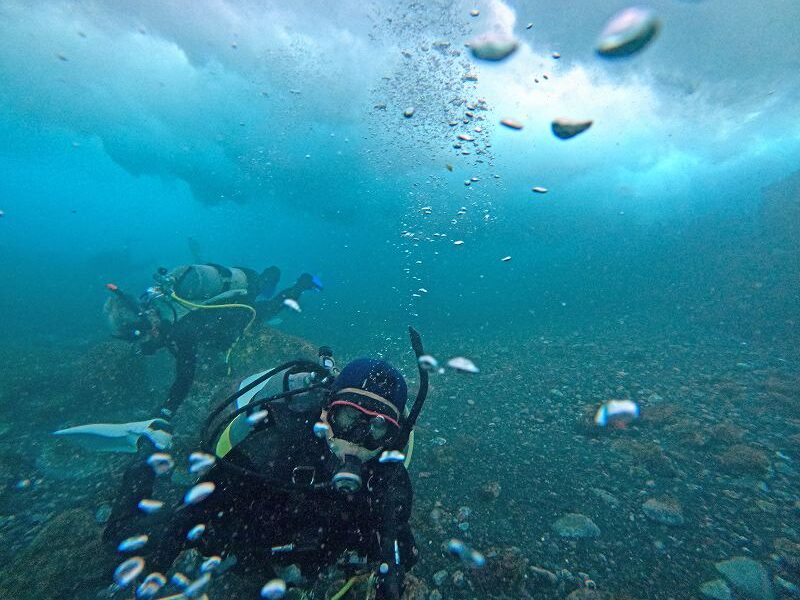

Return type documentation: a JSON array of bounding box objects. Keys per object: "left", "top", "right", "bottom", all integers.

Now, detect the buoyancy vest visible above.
[{"left": 215, "top": 366, "right": 327, "bottom": 459}]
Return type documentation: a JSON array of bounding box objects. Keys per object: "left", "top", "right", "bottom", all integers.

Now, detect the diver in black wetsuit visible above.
[
  {"left": 104, "top": 351, "right": 428, "bottom": 600},
  {"left": 104, "top": 263, "right": 321, "bottom": 416}
]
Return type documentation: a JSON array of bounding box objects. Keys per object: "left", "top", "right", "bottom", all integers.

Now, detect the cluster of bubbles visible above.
[
  {"left": 446, "top": 538, "right": 486, "bottom": 569},
  {"left": 108, "top": 449, "right": 288, "bottom": 599}
]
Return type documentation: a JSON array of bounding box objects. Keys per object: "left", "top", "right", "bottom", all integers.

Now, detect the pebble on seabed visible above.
[
  {"left": 596, "top": 6, "right": 660, "bottom": 58},
  {"left": 184, "top": 482, "right": 216, "bottom": 506},
  {"left": 118, "top": 534, "right": 149, "bottom": 553},
  {"left": 114, "top": 556, "right": 145, "bottom": 588},
  {"left": 261, "top": 578, "right": 288, "bottom": 600},
  {"left": 137, "top": 499, "right": 164, "bottom": 514}
]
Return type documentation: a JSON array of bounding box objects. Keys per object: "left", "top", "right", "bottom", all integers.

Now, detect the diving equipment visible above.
[
  {"left": 201, "top": 358, "right": 334, "bottom": 446},
  {"left": 331, "top": 454, "right": 364, "bottom": 493},
  {"left": 202, "top": 329, "right": 429, "bottom": 491},
  {"left": 319, "top": 346, "right": 335, "bottom": 371},
  {"left": 327, "top": 403, "right": 399, "bottom": 450},
  {"left": 392, "top": 327, "right": 429, "bottom": 452},
  {"left": 104, "top": 284, "right": 151, "bottom": 342},
  {"left": 53, "top": 419, "right": 172, "bottom": 453}
]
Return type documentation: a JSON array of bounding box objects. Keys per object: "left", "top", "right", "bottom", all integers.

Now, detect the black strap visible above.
[
  {"left": 206, "top": 263, "right": 233, "bottom": 293},
  {"left": 174, "top": 266, "right": 193, "bottom": 293},
  {"left": 199, "top": 360, "right": 330, "bottom": 451}
]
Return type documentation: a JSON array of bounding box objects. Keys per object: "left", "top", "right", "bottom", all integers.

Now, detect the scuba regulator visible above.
[{"left": 331, "top": 454, "right": 364, "bottom": 493}]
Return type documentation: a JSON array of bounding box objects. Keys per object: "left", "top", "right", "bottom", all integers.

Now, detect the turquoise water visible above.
[{"left": 1, "top": 2, "right": 799, "bottom": 599}]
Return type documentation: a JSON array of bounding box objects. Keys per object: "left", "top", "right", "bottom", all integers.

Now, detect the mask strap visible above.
[{"left": 328, "top": 400, "right": 400, "bottom": 429}]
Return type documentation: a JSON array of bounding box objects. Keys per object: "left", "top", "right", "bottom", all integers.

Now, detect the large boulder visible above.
[
  {"left": 715, "top": 557, "right": 775, "bottom": 600},
  {"left": 0, "top": 509, "right": 111, "bottom": 600},
  {"left": 552, "top": 513, "right": 601, "bottom": 539}
]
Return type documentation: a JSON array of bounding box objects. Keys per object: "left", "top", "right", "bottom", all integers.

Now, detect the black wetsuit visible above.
[
  {"left": 153, "top": 270, "right": 315, "bottom": 414},
  {"left": 104, "top": 400, "right": 416, "bottom": 600}
]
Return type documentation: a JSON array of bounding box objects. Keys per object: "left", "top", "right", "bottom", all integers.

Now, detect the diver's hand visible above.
[
  {"left": 376, "top": 566, "right": 403, "bottom": 600},
  {"left": 297, "top": 273, "right": 323, "bottom": 291},
  {"left": 141, "top": 418, "right": 173, "bottom": 451}
]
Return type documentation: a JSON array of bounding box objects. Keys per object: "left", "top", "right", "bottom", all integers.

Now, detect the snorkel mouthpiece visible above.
[{"left": 332, "top": 454, "right": 363, "bottom": 493}]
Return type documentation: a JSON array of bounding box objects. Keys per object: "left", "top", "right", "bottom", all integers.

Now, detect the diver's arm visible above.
[
  {"left": 102, "top": 454, "right": 156, "bottom": 544},
  {"left": 165, "top": 334, "right": 197, "bottom": 415},
  {"left": 142, "top": 511, "right": 192, "bottom": 575},
  {"left": 104, "top": 461, "right": 190, "bottom": 575},
  {"left": 255, "top": 273, "right": 317, "bottom": 321},
  {"left": 374, "top": 468, "right": 415, "bottom": 600}
]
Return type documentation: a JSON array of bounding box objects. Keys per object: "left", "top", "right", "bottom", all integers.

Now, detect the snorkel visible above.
[{"left": 394, "top": 327, "right": 429, "bottom": 452}]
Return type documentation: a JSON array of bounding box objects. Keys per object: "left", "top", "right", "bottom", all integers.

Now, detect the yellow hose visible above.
[
  {"left": 170, "top": 292, "right": 257, "bottom": 373},
  {"left": 169, "top": 292, "right": 257, "bottom": 328},
  {"left": 365, "top": 573, "right": 377, "bottom": 600},
  {"left": 329, "top": 576, "right": 360, "bottom": 600}
]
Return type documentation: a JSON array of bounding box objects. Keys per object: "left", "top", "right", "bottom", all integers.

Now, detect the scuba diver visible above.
[
  {"left": 100, "top": 329, "right": 431, "bottom": 600},
  {"left": 103, "top": 263, "right": 322, "bottom": 416}
]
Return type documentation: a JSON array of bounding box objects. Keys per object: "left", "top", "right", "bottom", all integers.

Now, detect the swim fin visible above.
[{"left": 53, "top": 419, "right": 173, "bottom": 453}]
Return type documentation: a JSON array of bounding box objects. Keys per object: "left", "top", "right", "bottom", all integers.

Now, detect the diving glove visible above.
[{"left": 297, "top": 273, "right": 323, "bottom": 291}]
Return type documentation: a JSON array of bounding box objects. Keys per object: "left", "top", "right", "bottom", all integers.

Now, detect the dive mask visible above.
[{"left": 327, "top": 401, "right": 400, "bottom": 451}]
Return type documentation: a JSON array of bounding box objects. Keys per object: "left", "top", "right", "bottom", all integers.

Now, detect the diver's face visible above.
[{"left": 320, "top": 408, "right": 383, "bottom": 463}]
